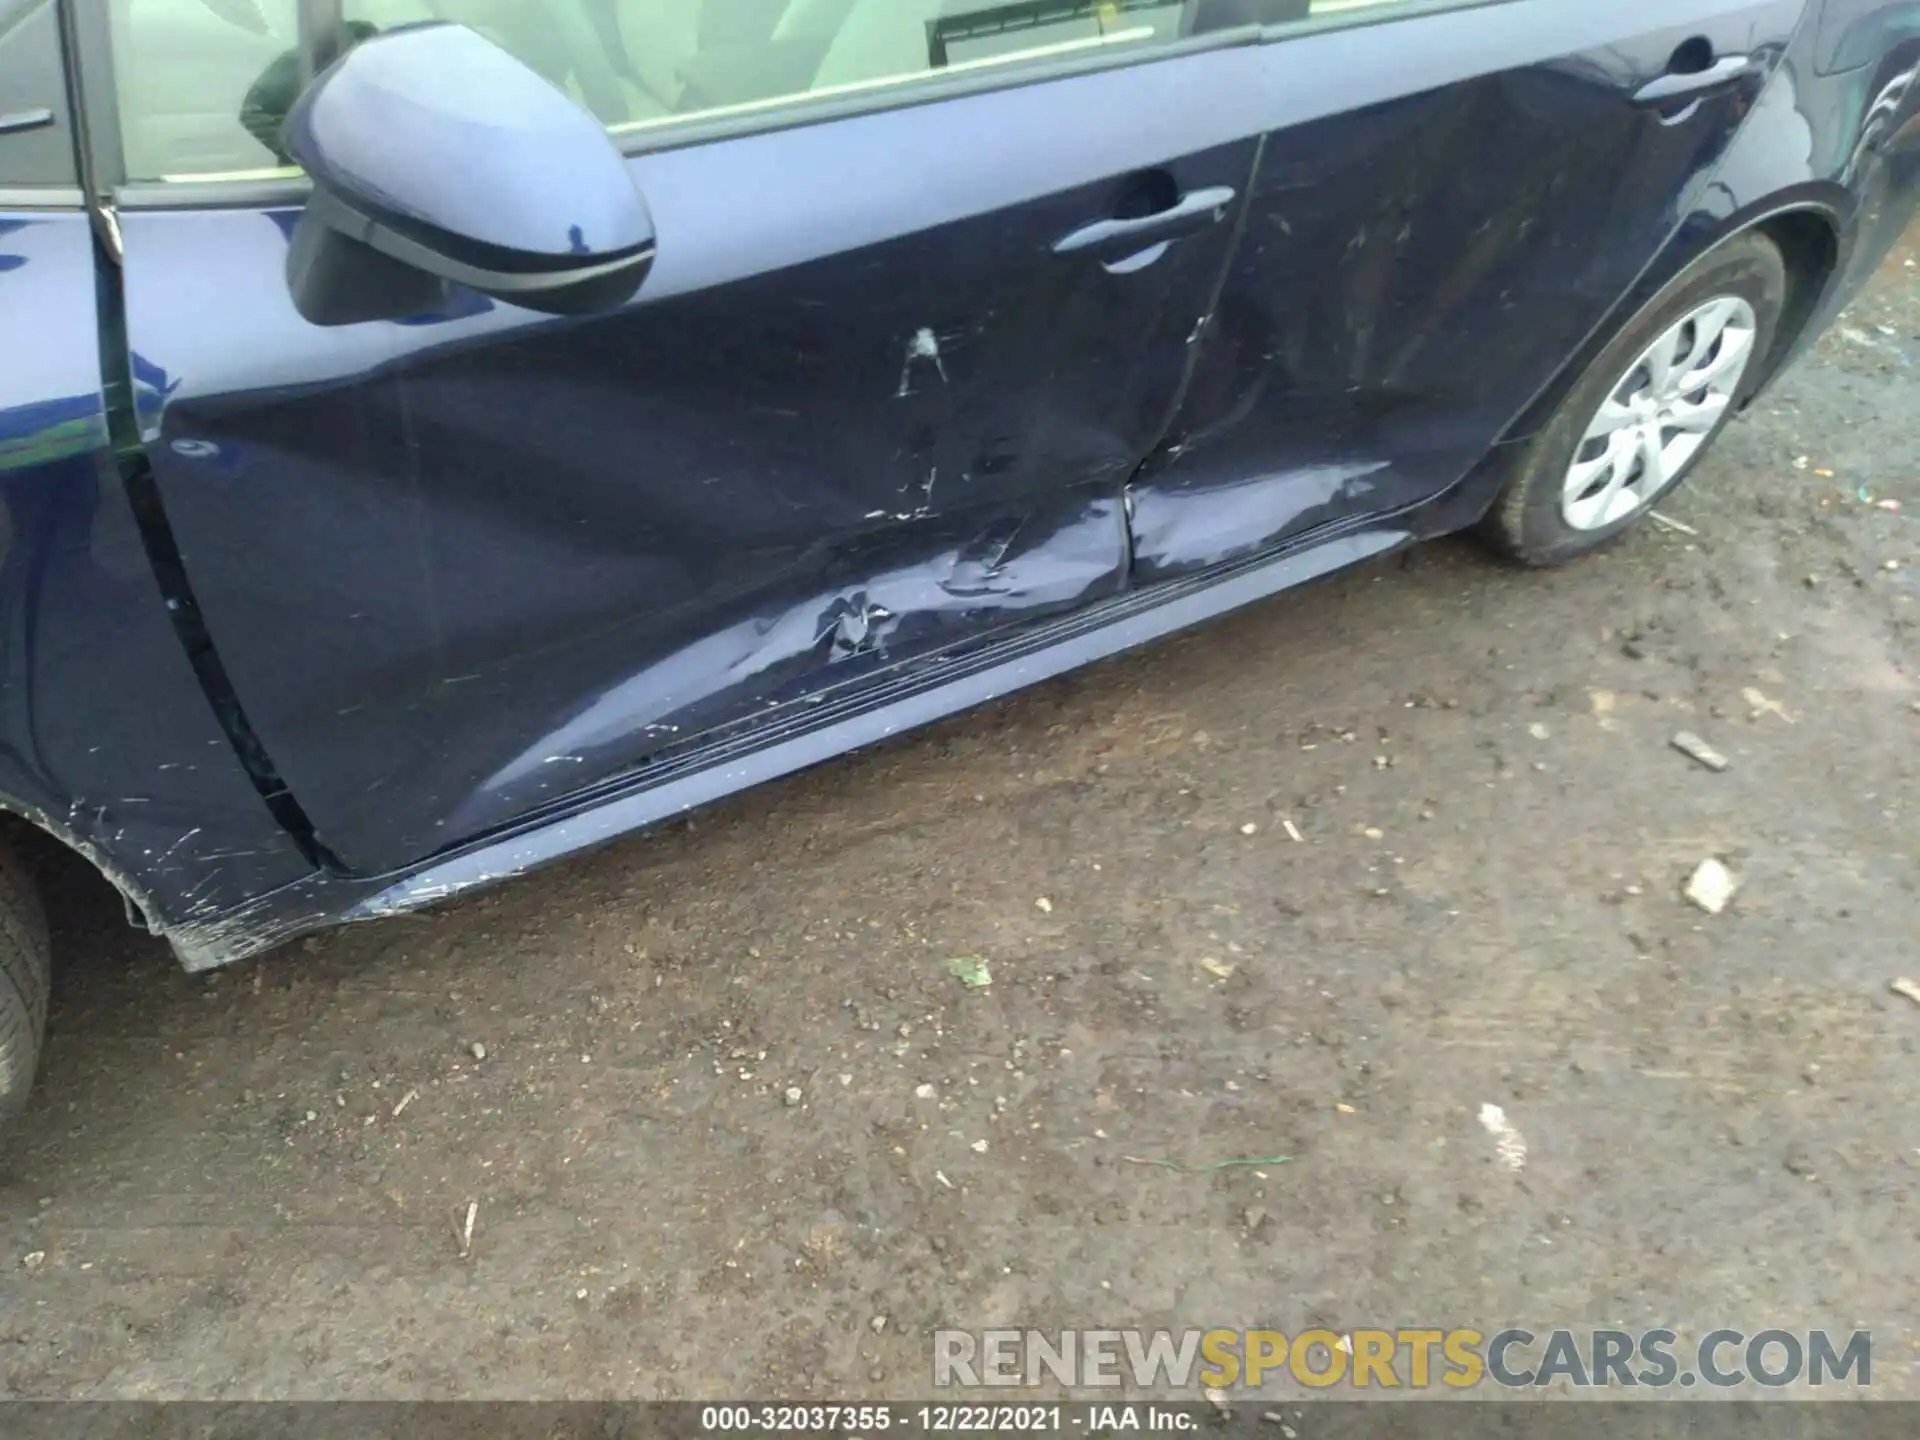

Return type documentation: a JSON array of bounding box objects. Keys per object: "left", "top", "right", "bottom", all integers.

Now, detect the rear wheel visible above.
[
  {"left": 1482, "top": 232, "right": 1787, "bottom": 566},
  {"left": 0, "top": 840, "right": 50, "bottom": 1129}
]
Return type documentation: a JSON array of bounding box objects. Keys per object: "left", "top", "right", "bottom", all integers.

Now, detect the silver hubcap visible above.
[{"left": 1561, "top": 296, "right": 1758, "bottom": 531}]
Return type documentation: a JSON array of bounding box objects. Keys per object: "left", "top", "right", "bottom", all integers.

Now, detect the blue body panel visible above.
[
  {"left": 122, "top": 45, "right": 1263, "bottom": 877},
  {"left": 3, "top": 0, "right": 1919, "bottom": 967},
  {"left": 0, "top": 212, "right": 312, "bottom": 929}
]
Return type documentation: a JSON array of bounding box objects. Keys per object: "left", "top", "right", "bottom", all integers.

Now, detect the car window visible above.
[
  {"left": 342, "top": 0, "right": 1203, "bottom": 135},
  {"left": 110, "top": 0, "right": 299, "bottom": 181},
  {"left": 109, "top": 0, "right": 1430, "bottom": 182}
]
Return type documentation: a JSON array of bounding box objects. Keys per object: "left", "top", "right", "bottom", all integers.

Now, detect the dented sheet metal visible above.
[
  {"left": 1129, "top": 461, "right": 1388, "bottom": 578},
  {"left": 462, "top": 493, "right": 1129, "bottom": 828},
  {"left": 121, "top": 72, "right": 1256, "bottom": 878},
  {"left": 1128, "top": 23, "right": 1783, "bottom": 578}
]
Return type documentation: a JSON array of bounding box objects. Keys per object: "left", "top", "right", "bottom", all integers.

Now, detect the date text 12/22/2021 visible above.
[{"left": 698, "top": 1405, "right": 1194, "bottom": 1433}]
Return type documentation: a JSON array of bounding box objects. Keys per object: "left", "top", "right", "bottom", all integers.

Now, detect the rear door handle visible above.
[
  {"left": 1054, "top": 186, "right": 1239, "bottom": 264},
  {"left": 1633, "top": 54, "right": 1754, "bottom": 106}
]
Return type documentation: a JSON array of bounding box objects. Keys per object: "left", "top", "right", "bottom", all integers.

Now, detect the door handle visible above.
[
  {"left": 1053, "top": 186, "right": 1239, "bottom": 262},
  {"left": 1632, "top": 54, "right": 1753, "bottom": 106}
]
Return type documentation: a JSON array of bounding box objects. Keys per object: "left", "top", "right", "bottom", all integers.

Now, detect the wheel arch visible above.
[
  {"left": 1491, "top": 195, "right": 1851, "bottom": 453},
  {"left": 1741, "top": 203, "right": 1848, "bottom": 397},
  {"left": 0, "top": 797, "right": 165, "bottom": 937}
]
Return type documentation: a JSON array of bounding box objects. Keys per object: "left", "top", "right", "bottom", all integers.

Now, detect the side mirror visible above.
[{"left": 282, "top": 22, "right": 655, "bottom": 326}]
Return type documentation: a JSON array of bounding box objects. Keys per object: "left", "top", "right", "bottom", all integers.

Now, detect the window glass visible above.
[
  {"left": 110, "top": 0, "right": 1422, "bottom": 182},
  {"left": 111, "top": 0, "right": 302, "bottom": 181},
  {"left": 343, "top": 1, "right": 1195, "bottom": 135}
]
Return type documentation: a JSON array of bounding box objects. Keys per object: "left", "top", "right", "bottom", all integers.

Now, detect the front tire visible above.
[
  {"left": 1482, "top": 231, "right": 1787, "bottom": 567},
  {"left": 0, "top": 840, "right": 50, "bottom": 1129}
]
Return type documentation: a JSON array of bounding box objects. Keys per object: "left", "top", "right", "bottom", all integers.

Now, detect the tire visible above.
[
  {"left": 1481, "top": 231, "right": 1788, "bottom": 567},
  {"left": 0, "top": 839, "right": 50, "bottom": 1129}
]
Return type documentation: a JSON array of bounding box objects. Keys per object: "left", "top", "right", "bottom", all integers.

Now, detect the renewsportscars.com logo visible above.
[{"left": 932, "top": 1328, "right": 1872, "bottom": 1391}]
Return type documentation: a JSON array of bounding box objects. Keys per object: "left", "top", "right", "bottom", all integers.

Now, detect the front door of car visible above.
[
  {"left": 1127, "top": 0, "right": 1809, "bottom": 580},
  {"left": 104, "top": 0, "right": 1268, "bottom": 876}
]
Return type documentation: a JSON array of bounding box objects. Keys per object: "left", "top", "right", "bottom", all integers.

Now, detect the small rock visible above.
[
  {"left": 1671, "top": 731, "right": 1730, "bottom": 773},
  {"left": 21, "top": 1251, "right": 45, "bottom": 1270},
  {"left": 1240, "top": 822, "right": 1259, "bottom": 836},
  {"left": 970, "top": 1139, "right": 989, "bottom": 1153},
  {"left": 1199, "top": 956, "right": 1237, "bottom": 981},
  {"left": 1889, "top": 977, "right": 1920, "bottom": 1008},
  {"left": 915, "top": 1083, "right": 937, "bottom": 1099},
  {"left": 871, "top": 1315, "right": 889, "bottom": 1334},
  {"left": 783, "top": 1086, "right": 804, "bottom": 1107},
  {"left": 1783, "top": 1145, "right": 1816, "bottom": 1178},
  {"left": 1204, "top": 1389, "right": 1231, "bottom": 1416},
  {"left": 1528, "top": 722, "right": 1551, "bottom": 740},
  {"left": 1034, "top": 897, "right": 1053, "bottom": 913},
  {"left": 1363, "top": 827, "right": 1384, "bottom": 840},
  {"left": 469, "top": 1041, "right": 488, "bottom": 1062},
  {"left": 1684, "top": 858, "right": 1739, "bottom": 915},
  {"left": 1886, "top": 559, "right": 1902, "bottom": 572}
]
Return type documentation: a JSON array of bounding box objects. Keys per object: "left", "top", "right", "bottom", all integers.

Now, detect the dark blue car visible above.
[{"left": 1, "top": 0, "right": 1916, "bottom": 1122}]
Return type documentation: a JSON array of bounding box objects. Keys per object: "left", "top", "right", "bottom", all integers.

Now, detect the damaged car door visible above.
[
  {"left": 106, "top": 0, "right": 1263, "bottom": 875},
  {"left": 1129, "top": 0, "right": 1808, "bottom": 579}
]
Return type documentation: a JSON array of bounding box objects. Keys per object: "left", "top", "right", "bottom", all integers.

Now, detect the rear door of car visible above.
[
  {"left": 1129, "top": 0, "right": 1809, "bottom": 580},
  {"left": 92, "top": 0, "right": 1270, "bottom": 877}
]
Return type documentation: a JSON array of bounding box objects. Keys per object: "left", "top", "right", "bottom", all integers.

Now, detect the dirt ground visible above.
[{"left": 2, "top": 233, "right": 1917, "bottom": 1403}]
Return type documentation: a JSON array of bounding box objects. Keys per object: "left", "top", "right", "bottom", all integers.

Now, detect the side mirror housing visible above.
[{"left": 282, "top": 23, "right": 655, "bottom": 326}]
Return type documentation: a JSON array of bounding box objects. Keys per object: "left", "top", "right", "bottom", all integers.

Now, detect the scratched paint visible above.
[
  {"left": 120, "top": 110, "right": 1250, "bottom": 876},
  {"left": 0, "top": 210, "right": 313, "bottom": 948},
  {"left": 897, "top": 326, "right": 950, "bottom": 398},
  {"left": 1129, "top": 45, "right": 1781, "bottom": 581},
  {"left": 1128, "top": 461, "right": 1389, "bottom": 577},
  {"left": 66, "top": 0, "right": 1852, "bottom": 975},
  {"left": 459, "top": 494, "right": 1129, "bottom": 830}
]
